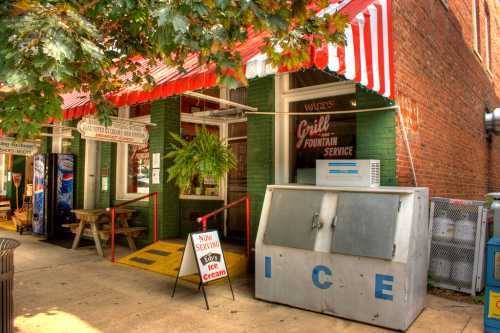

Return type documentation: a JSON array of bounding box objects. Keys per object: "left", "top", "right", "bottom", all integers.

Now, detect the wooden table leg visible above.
[
  {"left": 90, "top": 222, "right": 104, "bottom": 257},
  {"left": 119, "top": 213, "right": 136, "bottom": 251},
  {"left": 72, "top": 220, "right": 85, "bottom": 250}
]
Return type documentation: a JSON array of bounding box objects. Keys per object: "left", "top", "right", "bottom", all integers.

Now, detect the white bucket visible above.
[
  {"left": 454, "top": 216, "right": 476, "bottom": 244},
  {"left": 429, "top": 256, "right": 452, "bottom": 280},
  {"left": 451, "top": 260, "right": 473, "bottom": 284},
  {"left": 433, "top": 214, "right": 454, "bottom": 241}
]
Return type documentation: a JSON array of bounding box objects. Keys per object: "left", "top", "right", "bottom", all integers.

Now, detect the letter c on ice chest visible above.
[{"left": 312, "top": 265, "right": 333, "bottom": 289}]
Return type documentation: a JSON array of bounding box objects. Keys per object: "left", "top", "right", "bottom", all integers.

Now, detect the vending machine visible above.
[{"left": 32, "top": 154, "right": 75, "bottom": 238}]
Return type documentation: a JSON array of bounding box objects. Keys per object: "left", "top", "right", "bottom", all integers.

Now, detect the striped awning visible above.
[{"left": 62, "top": 0, "right": 393, "bottom": 120}]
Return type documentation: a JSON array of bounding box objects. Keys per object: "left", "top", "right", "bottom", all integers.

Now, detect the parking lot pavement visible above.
[{"left": 2, "top": 230, "right": 483, "bottom": 333}]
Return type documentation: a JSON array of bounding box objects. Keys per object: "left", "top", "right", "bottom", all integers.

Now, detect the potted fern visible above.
[{"left": 165, "top": 126, "right": 236, "bottom": 196}]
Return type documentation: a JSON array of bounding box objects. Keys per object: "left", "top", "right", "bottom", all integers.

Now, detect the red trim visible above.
[
  {"left": 338, "top": 46, "right": 346, "bottom": 75},
  {"left": 61, "top": 0, "right": 394, "bottom": 120},
  {"left": 352, "top": 20, "right": 362, "bottom": 83},
  {"left": 313, "top": 44, "right": 329, "bottom": 69},
  {"left": 375, "top": 1, "right": 386, "bottom": 96},
  {"left": 363, "top": 10, "right": 374, "bottom": 89}
]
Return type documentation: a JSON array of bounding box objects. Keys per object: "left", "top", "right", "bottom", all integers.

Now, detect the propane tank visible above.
[
  {"left": 432, "top": 210, "right": 454, "bottom": 241},
  {"left": 453, "top": 212, "right": 476, "bottom": 244},
  {"left": 429, "top": 249, "right": 452, "bottom": 281},
  {"left": 451, "top": 254, "right": 473, "bottom": 285}
]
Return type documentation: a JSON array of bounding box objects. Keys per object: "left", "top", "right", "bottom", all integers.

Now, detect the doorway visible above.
[
  {"left": 83, "top": 140, "right": 100, "bottom": 209},
  {"left": 226, "top": 121, "right": 247, "bottom": 242}
]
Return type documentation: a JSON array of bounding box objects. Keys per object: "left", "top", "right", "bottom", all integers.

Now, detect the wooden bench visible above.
[
  {"left": 62, "top": 223, "right": 146, "bottom": 250},
  {"left": 0, "top": 201, "right": 11, "bottom": 220}
]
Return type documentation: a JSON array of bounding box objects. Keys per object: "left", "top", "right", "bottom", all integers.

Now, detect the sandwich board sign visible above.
[{"left": 171, "top": 230, "right": 234, "bottom": 309}]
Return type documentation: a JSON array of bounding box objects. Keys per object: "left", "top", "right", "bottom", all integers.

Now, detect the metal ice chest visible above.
[{"left": 255, "top": 185, "right": 430, "bottom": 331}]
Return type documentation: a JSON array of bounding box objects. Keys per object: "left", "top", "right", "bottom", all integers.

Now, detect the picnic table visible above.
[{"left": 65, "top": 208, "right": 145, "bottom": 257}]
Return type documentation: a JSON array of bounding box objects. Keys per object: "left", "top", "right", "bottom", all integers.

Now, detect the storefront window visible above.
[
  {"left": 180, "top": 122, "right": 221, "bottom": 197},
  {"left": 116, "top": 104, "right": 151, "bottom": 200},
  {"left": 127, "top": 143, "right": 150, "bottom": 194},
  {"left": 289, "top": 94, "right": 357, "bottom": 184}
]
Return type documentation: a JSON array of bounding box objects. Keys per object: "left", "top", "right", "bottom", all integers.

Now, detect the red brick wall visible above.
[{"left": 393, "top": 0, "right": 500, "bottom": 199}]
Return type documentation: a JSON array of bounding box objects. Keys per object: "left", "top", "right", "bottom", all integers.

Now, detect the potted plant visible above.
[{"left": 165, "top": 126, "right": 236, "bottom": 196}]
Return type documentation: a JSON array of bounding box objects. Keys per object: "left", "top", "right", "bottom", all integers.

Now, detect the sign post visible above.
[
  {"left": 171, "top": 230, "right": 234, "bottom": 310},
  {"left": 12, "top": 173, "right": 22, "bottom": 210}
]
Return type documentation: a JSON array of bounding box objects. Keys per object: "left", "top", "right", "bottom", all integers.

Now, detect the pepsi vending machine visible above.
[{"left": 32, "top": 154, "right": 75, "bottom": 238}]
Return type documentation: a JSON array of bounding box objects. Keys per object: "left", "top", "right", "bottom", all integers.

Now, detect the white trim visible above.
[
  {"left": 275, "top": 74, "right": 356, "bottom": 184},
  {"left": 116, "top": 106, "right": 152, "bottom": 201},
  {"left": 484, "top": 7, "right": 491, "bottom": 72},
  {"left": 183, "top": 91, "right": 258, "bottom": 112},
  {"left": 472, "top": 0, "right": 480, "bottom": 53}
]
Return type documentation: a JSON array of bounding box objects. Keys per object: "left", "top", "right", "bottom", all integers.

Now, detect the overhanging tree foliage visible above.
[{"left": 0, "top": 0, "right": 348, "bottom": 139}]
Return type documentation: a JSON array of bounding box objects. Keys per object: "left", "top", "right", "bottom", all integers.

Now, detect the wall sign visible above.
[
  {"left": 152, "top": 153, "right": 160, "bottom": 169},
  {"left": 171, "top": 230, "right": 234, "bottom": 309},
  {"left": 0, "top": 137, "right": 38, "bottom": 156},
  {"left": 77, "top": 116, "right": 149, "bottom": 144},
  {"left": 398, "top": 95, "right": 419, "bottom": 132}
]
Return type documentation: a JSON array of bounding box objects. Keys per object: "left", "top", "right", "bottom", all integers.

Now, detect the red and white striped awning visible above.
[
  {"left": 61, "top": 0, "right": 393, "bottom": 120},
  {"left": 246, "top": 0, "right": 394, "bottom": 99}
]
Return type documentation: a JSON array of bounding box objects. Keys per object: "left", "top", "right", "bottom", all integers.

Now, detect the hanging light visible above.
[{"left": 485, "top": 108, "right": 500, "bottom": 134}]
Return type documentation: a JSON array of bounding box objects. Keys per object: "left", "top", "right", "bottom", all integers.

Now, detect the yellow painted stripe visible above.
[
  {"left": 0, "top": 220, "right": 16, "bottom": 232},
  {"left": 117, "top": 241, "right": 248, "bottom": 284}
]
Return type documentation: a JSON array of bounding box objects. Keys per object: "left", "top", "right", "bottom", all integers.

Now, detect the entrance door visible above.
[
  {"left": 226, "top": 122, "right": 247, "bottom": 241},
  {"left": 83, "top": 140, "right": 99, "bottom": 209}
]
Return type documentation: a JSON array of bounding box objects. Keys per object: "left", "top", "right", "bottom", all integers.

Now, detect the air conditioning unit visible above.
[{"left": 316, "top": 160, "right": 380, "bottom": 187}]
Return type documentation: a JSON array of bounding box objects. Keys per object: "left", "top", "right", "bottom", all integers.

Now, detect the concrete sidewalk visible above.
[{"left": 2, "top": 230, "right": 483, "bottom": 333}]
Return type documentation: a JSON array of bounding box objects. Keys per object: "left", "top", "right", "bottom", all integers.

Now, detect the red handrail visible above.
[
  {"left": 197, "top": 194, "right": 251, "bottom": 257},
  {"left": 106, "top": 191, "right": 158, "bottom": 262}
]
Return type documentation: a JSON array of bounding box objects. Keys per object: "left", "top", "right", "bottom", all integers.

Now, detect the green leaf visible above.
[{"left": 172, "top": 15, "right": 189, "bottom": 33}]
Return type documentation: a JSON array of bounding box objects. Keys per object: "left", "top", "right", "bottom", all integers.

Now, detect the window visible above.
[
  {"left": 0, "top": 154, "right": 6, "bottom": 195},
  {"left": 289, "top": 94, "right": 357, "bottom": 184},
  {"left": 485, "top": 5, "right": 492, "bottom": 71},
  {"left": 51, "top": 123, "right": 72, "bottom": 154},
  {"left": 126, "top": 143, "right": 150, "bottom": 194},
  {"left": 116, "top": 105, "right": 151, "bottom": 200},
  {"left": 473, "top": 0, "right": 481, "bottom": 55}
]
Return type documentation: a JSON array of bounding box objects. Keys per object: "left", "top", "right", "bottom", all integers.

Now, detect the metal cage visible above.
[{"left": 429, "top": 197, "right": 488, "bottom": 295}]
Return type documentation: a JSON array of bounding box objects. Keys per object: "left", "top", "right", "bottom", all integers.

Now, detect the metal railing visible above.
[
  {"left": 197, "top": 194, "right": 251, "bottom": 257},
  {"left": 106, "top": 192, "right": 158, "bottom": 262}
]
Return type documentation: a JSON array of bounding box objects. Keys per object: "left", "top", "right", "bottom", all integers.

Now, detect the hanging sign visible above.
[
  {"left": 171, "top": 230, "right": 234, "bottom": 309},
  {"left": 0, "top": 137, "right": 38, "bottom": 156},
  {"left": 77, "top": 116, "right": 149, "bottom": 145}
]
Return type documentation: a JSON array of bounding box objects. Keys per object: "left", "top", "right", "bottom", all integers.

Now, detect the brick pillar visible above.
[
  {"left": 97, "top": 142, "right": 114, "bottom": 208},
  {"left": 356, "top": 88, "right": 397, "bottom": 185},
  {"left": 149, "top": 97, "right": 180, "bottom": 240},
  {"left": 247, "top": 76, "right": 275, "bottom": 242}
]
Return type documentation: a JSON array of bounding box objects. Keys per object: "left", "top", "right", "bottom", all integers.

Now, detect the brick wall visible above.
[
  {"left": 149, "top": 97, "right": 180, "bottom": 240},
  {"left": 393, "top": 0, "right": 500, "bottom": 199},
  {"left": 97, "top": 142, "right": 114, "bottom": 208},
  {"left": 247, "top": 76, "right": 275, "bottom": 242}
]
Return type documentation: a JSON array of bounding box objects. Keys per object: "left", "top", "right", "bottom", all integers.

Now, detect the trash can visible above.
[{"left": 1, "top": 238, "right": 19, "bottom": 333}]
